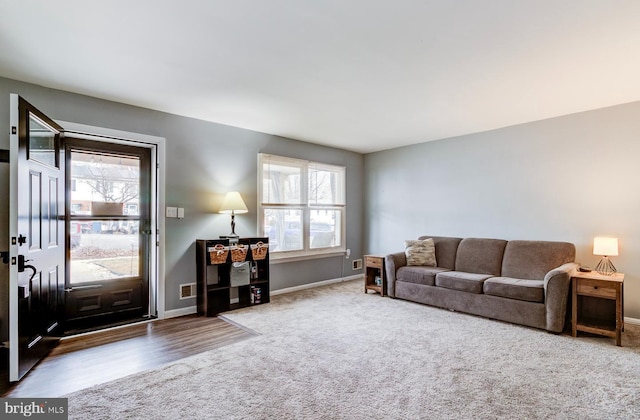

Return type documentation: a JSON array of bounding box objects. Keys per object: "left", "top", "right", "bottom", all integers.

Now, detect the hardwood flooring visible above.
[{"left": 1, "top": 315, "right": 256, "bottom": 397}]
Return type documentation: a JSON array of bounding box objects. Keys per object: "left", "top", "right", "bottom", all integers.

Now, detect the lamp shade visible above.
[
  {"left": 593, "top": 237, "right": 618, "bottom": 256},
  {"left": 219, "top": 192, "right": 248, "bottom": 214}
]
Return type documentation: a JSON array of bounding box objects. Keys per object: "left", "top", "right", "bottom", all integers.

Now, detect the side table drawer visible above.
[
  {"left": 365, "top": 256, "right": 383, "bottom": 268},
  {"left": 576, "top": 279, "right": 616, "bottom": 300}
]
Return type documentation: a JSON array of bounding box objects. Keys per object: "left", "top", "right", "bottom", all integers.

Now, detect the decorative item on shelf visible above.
[
  {"left": 208, "top": 243, "right": 229, "bottom": 264},
  {"left": 230, "top": 261, "right": 251, "bottom": 286},
  {"left": 251, "top": 241, "right": 268, "bottom": 260},
  {"left": 230, "top": 243, "right": 248, "bottom": 262},
  {"left": 219, "top": 191, "right": 248, "bottom": 238},
  {"left": 593, "top": 236, "right": 618, "bottom": 275},
  {"left": 250, "top": 286, "right": 262, "bottom": 304}
]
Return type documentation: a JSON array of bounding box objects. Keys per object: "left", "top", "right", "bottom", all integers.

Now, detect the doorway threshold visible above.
[{"left": 63, "top": 315, "right": 157, "bottom": 339}]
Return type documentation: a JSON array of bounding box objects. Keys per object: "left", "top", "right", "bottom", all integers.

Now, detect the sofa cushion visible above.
[
  {"left": 405, "top": 238, "right": 437, "bottom": 266},
  {"left": 483, "top": 277, "right": 544, "bottom": 303},
  {"left": 455, "top": 238, "right": 507, "bottom": 276},
  {"left": 418, "top": 236, "right": 463, "bottom": 269},
  {"left": 397, "top": 266, "right": 450, "bottom": 286},
  {"left": 501, "top": 240, "right": 576, "bottom": 280},
  {"left": 435, "top": 271, "right": 492, "bottom": 294}
]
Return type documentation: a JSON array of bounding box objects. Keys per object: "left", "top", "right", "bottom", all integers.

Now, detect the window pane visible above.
[
  {"left": 310, "top": 209, "right": 341, "bottom": 249},
  {"left": 262, "top": 161, "right": 302, "bottom": 204},
  {"left": 28, "top": 114, "right": 57, "bottom": 167},
  {"left": 309, "top": 164, "right": 345, "bottom": 205},
  {"left": 70, "top": 151, "right": 140, "bottom": 215},
  {"left": 264, "top": 208, "right": 303, "bottom": 252},
  {"left": 70, "top": 220, "right": 140, "bottom": 284}
]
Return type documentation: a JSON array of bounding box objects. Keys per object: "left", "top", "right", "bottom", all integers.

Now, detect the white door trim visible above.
[
  {"left": 8, "top": 94, "right": 19, "bottom": 380},
  {"left": 57, "top": 120, "right": 167, "bottom": 320}
]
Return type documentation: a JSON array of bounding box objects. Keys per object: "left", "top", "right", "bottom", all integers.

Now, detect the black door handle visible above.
[
  {"left": 17, "top": 255, "right": 31, "bottom": 272},
  {"left": 17, "top": 255, "right": 37, "bottom": 298}
]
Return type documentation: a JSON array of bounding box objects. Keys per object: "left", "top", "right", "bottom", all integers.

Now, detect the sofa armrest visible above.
[
  {"left": 543, "top": 262, "right": 579, "bottom": 332},
  {"left": 385, "top": 252, "right": 406, "bottom": 298}
]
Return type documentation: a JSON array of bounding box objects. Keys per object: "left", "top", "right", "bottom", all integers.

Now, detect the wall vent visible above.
[
  {"left": 179, "top": 283, "right": 197, "bottom": 299},
  {"left": 352, "top": 259, "right": 363, "bottom": 270}
]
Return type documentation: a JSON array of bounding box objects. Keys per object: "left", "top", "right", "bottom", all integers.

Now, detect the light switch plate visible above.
[
  {"left": 177, "top": 207, "right": 184, "bottom": 219},
  {"left": 166, "top": 206, "right": 177, "bottom": 218}
]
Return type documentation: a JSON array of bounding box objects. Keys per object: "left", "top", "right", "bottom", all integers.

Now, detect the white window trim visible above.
[{"left": 258, "top": 153, "right": 346, "bottom": 262}]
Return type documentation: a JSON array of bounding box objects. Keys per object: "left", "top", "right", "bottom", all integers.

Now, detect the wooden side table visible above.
[
  {"left": 571, "top": 270, "right": 624, "bottom": 346},
  {"left": 364, "top": 255, "right": 386, "bottom": 296}
]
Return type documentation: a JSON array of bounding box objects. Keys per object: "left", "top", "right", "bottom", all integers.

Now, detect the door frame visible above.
[{"left": 57, "top": 120, "right": 166, "bottom": 320}]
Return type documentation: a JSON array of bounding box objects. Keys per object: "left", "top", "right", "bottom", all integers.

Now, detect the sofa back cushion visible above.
[
  {"left": 418, "top": 236, "right": 463, "bottom": 269},
  {"left": 501, "top": 240, "right": 576, "bottom": 280},
  {"left": 455, "top": 238, "right": 507, "bottom": 276}
]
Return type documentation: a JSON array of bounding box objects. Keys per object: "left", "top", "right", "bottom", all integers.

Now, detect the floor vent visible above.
[{"left": 180, "top": 283, "right": 197, "bottom": 299}]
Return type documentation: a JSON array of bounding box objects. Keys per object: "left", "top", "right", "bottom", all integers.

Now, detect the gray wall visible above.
[
  {"left": 365, "top": 101, "right": 640, "bottom": 319},
  {"left": 0, "top": 77, "right": 364, "bottom": 332}
]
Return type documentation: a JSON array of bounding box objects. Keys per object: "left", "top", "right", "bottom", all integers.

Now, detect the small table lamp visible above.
[
  {"left": 593, "top": 237, "right": 618, "bottom": 275},
  {"left": 219, "top": 191, "right": 248, "bottom": 238}
]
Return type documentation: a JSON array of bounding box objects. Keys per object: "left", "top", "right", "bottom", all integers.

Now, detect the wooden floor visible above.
[{"left": 1, "top": 315, "right": 256, "bottom": 397}]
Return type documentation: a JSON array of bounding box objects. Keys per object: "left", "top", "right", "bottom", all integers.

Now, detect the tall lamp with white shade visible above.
[
  {"left": 219, "top": 191, "right": 248, "bottom": 239},
  {"left": 593, "top": 237, "right": 619, "bottom": 275}
]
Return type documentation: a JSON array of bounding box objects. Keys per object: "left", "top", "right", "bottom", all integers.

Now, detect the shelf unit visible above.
[{"left": 196, "top": 237, "right": 270, "bottom": 316}]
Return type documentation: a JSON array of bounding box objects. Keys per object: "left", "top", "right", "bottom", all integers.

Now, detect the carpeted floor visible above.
[{"left": 67, "top": 279, "right": 640, "bottom": 419}]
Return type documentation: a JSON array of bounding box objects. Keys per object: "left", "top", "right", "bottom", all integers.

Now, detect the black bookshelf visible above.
[{"left": 195, "top": 237, "right": 270, "bottom": 316}]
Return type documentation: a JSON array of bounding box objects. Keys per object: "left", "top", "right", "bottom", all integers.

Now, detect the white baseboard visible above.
[
  {"left": 271, "top": 274, "right": 362, "bottom": 296},
  {"left": 162, "top": 275, "right": 362, "bottom": 317},
  {"left": 624, "top": 316, "right": 640, "bottom": 326},
  {"left": 164, "top": 306, "right": 197, "bottom": 319}
]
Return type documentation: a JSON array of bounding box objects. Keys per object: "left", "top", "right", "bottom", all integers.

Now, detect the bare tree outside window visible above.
[{"left": 76, "top": 154, "right": 139, "bottom": 205}]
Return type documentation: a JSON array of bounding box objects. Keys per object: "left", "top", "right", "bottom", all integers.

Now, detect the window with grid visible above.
[{"left": 258, "top": 153, "right": 345, "bottom": 258}]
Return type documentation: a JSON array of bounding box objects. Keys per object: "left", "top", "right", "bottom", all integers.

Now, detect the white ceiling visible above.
[{"left": 1, "top": 1, "right": 639, "bottom": 153}]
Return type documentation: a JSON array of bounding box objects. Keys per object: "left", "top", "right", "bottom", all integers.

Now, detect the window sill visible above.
[{"left": 269, "top": 250, "right": 347, "bottom": 264}]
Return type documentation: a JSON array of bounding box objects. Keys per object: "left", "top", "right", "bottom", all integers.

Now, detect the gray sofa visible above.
[{"left": 385, "top": 236, "right": 577, "bottom": 333}]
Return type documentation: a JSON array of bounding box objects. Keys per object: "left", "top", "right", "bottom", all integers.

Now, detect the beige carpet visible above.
[{"left": 67, "top": 280, "right": 640, "bottom": 419}]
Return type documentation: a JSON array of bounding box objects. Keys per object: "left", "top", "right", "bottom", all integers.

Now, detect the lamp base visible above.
[{"left": 595, "top": 256, "right": 617, "bottom": 276}]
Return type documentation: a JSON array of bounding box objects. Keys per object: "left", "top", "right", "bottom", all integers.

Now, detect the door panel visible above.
[
  {"left": 9, "top": 94, "right": 65, "bottom": 381},
  {"left": 48, "top": 176, "right": 60, "bottom": 247},
  {"left": 29, "top": 170, "right": 42, "bottom": 251}
]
